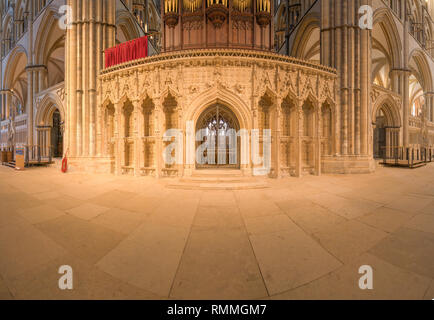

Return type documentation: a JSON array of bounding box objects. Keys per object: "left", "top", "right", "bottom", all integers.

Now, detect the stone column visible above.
[
  {"left": 133, "top": 99, "right": 142, "bottom": 177},
  {"left": 1, "top": 94, "right": 4, "bottom": 120},
  {"left": 386, "top": 128, "right": 391, "bottom": 158},
  {"left": 26, "top": 65, "right": 47, "bottom": 147},
  {"left": 240, "top": 126, "right": 250, "bottom": 175},
  {"left": 66, "top": 0, "right": 116, "bottom": 159},
  {"left": 66, "top": 0, "right": 77, "bottom": 157},
  {"left": 274, "top": 100, "right": 282, "bottom": 178},
  {"left": 154, "top": 99, "right": 162, "bottom": 178},
  {"left": 334, "top": 100, "right": 341, "bottom": 155},
  {"left": 3, "top": 94, "right": 6, "bottom": 121},
  {"left": 176, "top": 111, "right": 184, "bottom": 176},
  {"left": 46, "top": 127, "right": 51, "bottom": 158},
  {"left": 402, "top": 6, "right": 410, "bottom": 147},
  {"left": 26, "top": 68, "right": 34, "bottom": 147},
  {"left": 185, "top": 118, "right": 195, "bottom": 176},
  {"left": 252, "top": 96, "right": 259, "bottom": 175},
  {"left": 89, "top": 1, "right": 96, "bottom": 157},
  {"left": 402, "top": 69, "right": 411, "bottom": 147},
  {"left": 38, "top": 67, "right": 47, "bottom": 92},
  {"left": 321, "top": 0, "right": 372, "bottom": 158},
  {"left": 295, "top": 99, "right": 303, "bottom": 177},
  {"left": 184, "top": 120, "right": 196, "bottom": 176},
  {"left": 26, "top": 3, "right": 34, "bottom": 148},
  {"left": 252, "top": 97, "right": 259, "bottom": 130},
  {"left": 390, "top": 69, "right": 401, "bottom": 94},
  {"left": 316, "top": 102, "right": 322, "bottom": 176},
  {"left": 360, "top": 0, "right": 372, "bottom": 156},
  {"left": 114, "top": 101, "right": 122, "bottom": 175},
  {"left": 96, "top": 81, "right": 102, "bottom": 157},
  {"left": 424, "top": 92, "right": 434, "bottom": 123},
  {"left": 394, "top": 128, "right": 399, "bottom": 156},
  {"left": 5, "top": 90, "right": 11, "bottom": 120}
]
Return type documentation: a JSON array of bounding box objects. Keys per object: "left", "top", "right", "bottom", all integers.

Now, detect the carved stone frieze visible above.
[{"left": 99, "top": 49, "right": 338, "bottom": 117}]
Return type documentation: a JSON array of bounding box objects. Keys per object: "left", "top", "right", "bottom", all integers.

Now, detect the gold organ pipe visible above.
[
  {"left": 256, "top": 0, "right": 270, "bottom": 13},
  {"left": 183, "top": 0, "right": 201, "bottom": 12},
  {"left": 206, "top": 0, "right": 229, "bottom": 7},
  {"left": 165, "top": 0, "right": 180, "bottom": 13},
  {"left": 233, "top": 0, "right": 251, "bottom": 12}
]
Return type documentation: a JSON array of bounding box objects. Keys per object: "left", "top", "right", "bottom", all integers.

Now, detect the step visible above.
[
  {"left": 192, "top": 169, "right": 243, "bottom": 178},
  {"left": 3, "top": 162, "right": 16, "bottom": 169},
  {"left": 167, "top": 180, "right": 269, "bottom": 190},
  {"left": 180, "top": 176, "right": 245, "bottom": 183}
]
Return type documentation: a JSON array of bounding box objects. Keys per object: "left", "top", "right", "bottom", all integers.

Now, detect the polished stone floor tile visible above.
[
  {"left": 312, "top": 220, "right": 389, "bottom": 263},
  {"left": 369, "top": 227, "right": 434, "bottom": 278},
  {"left": 249, "top": 224, "right": 342, "bottom": 295},
  {"left": 271, "top": 253, "right": 431, "bottom": 300},
  {"left": 1, "top": 164, "right": 433, "bottom": 299},
  {"left": 35, "top": 215, "right": 126, "bottom": 264}
]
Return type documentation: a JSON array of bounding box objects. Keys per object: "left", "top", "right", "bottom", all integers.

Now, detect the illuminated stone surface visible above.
[{"left": 0, "top": 164, "right": 433, "bottom": 300}]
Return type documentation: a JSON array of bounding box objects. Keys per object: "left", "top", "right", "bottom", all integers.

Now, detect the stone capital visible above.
[
  {"left": 390, "top": 68, "right": 411, "bottom": 75},
  {"left": 25, "top": 64, "right": 47, "bottom": 72}
]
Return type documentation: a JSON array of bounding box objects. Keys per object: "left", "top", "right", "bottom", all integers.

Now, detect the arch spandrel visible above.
[
  {"left": 318, "top": 78, "right": 335, "bottom": 104},
  {"left": 253, "top": 66, "right": 277, "bottom": 99},
  {"left": 298, "top": 72, "right": 319, "bottom": 102},
  {"left": 278, "top": 69, "right": 298, "bottom": 99}
]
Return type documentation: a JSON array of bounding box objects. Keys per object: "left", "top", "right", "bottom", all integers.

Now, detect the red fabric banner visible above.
[{"left": 105, "top": 36, "right": 148, "bottom": 68}]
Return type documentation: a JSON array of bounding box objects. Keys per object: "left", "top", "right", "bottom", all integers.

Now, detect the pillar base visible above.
[
  {"left": 321, "top": 156, "right": 375, "bottom": 174},
  {"left": 68, "top": 157, "right": 115, "bottom": 174}
]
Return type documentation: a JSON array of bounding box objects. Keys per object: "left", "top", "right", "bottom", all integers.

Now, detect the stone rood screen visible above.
[{"left": 104, "top": 36, "right": 149, "bottom": 68}]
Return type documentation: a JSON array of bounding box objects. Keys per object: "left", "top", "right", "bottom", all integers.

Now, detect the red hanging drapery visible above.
[{"left": 104, "top": 36, "right": 148, "bottom": 68}]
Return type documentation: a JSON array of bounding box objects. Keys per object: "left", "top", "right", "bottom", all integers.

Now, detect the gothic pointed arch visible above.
[
  {"left": 373, "top": 8, "right": 402, "bottom": 68},
  {"left": 372, "top": 8, "right": 403, "bottom": 90},
  {"left": 372, "top": 94, "right": 402, "bottom": 128},
  {"left": 116, "top": 10, "right": 141, "bottom": 44},
  {"left": 187, "top": 86, "right": 252, "bottom": 131},
  {"left": 35, "top": 93, "right": 65, "bottom": 126},
  {"left": 34, "top": 6, "right": 66, "bottom": 88},
  {"left": 290, "top": 13, "right": 321, "bottom": 62}
]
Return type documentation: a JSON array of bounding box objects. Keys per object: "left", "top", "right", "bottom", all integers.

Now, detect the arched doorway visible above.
[
  {"left": 372, "top": 102, "right": 400, "bottom": 160},
  {"left": 196, "top": 104, "right": 240, "bottom": 169},
  {"left": 36, "top": 103, "right": 64, "bottom": 159},
  {"left": 51, "top": 109, "right": 63, "bottom": 158},
  {"left": 373, "top": 108, "right": 387, "bottom": 159}
]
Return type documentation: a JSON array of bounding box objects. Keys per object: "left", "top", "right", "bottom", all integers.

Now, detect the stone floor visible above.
[{"left": 0, "top": 162, "right": 433, "bottom": 300}]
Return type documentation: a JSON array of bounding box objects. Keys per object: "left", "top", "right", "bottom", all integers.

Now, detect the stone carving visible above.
[
  {"left": 96, "top": 49, "right": 344, "bottom": 177},
  {"left": 371, "top": 87, "right": 381, "bottom": 103},
  {"left": 278, "top": 69, "right": 297, "bottom": 97},
  {"left": 57, "top": 87, "right": 66, "bottom": 102},
  {"left": 318, "top": 79, "right": 334, "bottom": 103},
  {"left": 100, "top": 50, "right": 338, "bottom": 112},
  {"left": 299, "top": 73, "right": 317, "bottom": 101}
]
